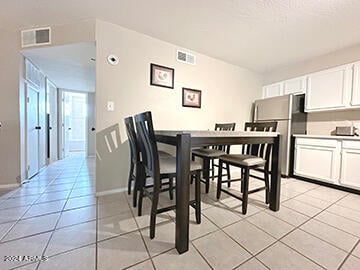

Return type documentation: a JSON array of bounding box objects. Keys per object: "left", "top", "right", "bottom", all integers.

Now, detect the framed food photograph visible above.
[
  {"left": 150, "top": 63, "right": 175, "bottom": 89},
  {"left": 182, "top": 88, "right": 202, "bottom": 108}
]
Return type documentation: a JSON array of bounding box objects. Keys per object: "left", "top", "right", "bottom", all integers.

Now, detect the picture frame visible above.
[
  {"left": 182, "top": 88, "right": 202, "bottom": 108},
  {"left": 150, "top": 63, "right": 175, "bottom": 89}
]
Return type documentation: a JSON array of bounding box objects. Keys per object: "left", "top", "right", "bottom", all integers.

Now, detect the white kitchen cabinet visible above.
[
  {"left": 351, "top": 62, "right": 360, "bottom": 106},
  {"left": 340, "top": 141, "right": 360, "bottom": 189},
  {"left": 284, "top": 76, "right": 306, "bottom": 95},
  {"left": 294, "top": 138, "right": 341, "bottom": 184},
  {"left": 305, "top": 64, "right": 353, "bottom": 112},
  {"left": 262, "top": 82, "right": 283, "bottom": 98}
]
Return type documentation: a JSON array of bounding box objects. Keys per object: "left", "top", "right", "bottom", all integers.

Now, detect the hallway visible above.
[{"left": 0, "top": 154, "right": 96, "bottom": 269}]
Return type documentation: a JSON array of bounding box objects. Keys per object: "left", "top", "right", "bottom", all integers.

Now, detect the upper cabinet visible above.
[
  {"left": 262, "top": 82, "right": 283, "bottom": 98},
  {"left": 351, "top": 62, "right": 360, "bottom": 107},
  {"left": 305, "top": 64, "right": 352, "bottom": 112},
  {"left": 283, "top": 76, "right": 307, "bottom": 95},
  {"left": 262, "top": 62, "right": 360, "bottom": 112}
]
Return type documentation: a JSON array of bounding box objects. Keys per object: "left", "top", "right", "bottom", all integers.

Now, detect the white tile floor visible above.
[{"left": 0, "top": 154, "right": 359, "bottom": 270}]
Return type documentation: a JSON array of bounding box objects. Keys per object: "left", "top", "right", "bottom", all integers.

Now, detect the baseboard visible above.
[
  {"left": 95, "top": 187, "right": 127, "bottom": 197},
  {"left": 0, "top": 183, "right": 20, "bottom": 189},
  {"left": 292, "top": 175, "right": 360, "bottom": 195}
]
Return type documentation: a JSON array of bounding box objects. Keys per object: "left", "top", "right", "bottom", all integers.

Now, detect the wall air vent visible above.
[
  {"left": 21, "top": 27, "right": 51, "bottom": 48},
  {"left": 176, "top": 50, "right": 196, "bottom": 65}
]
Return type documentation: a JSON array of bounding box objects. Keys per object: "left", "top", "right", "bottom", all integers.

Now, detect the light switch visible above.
[{"left": 107, "top": 101, "right": 115, "bottom": 111}]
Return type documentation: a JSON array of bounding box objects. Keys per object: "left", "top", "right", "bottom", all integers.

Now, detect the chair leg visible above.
[
  {"left": 169, "top": 178, "right": 174, "bottom": 200},
  {"left": 264, "top": 169, "right": 270, "bottom": 204},
  {"left": 150, "top": 182, "right": 160, "bottom": 239},
  {"left": 203, "top": 158, "right": 210, "bottom": 193},
  {"left": 216, "top": 160, "right": 223, "bottom": 199},
  {"left": 137, "top": 164, "right": 146, "bottom": 216},
  {"left": 133, "top": 163, "right": 141, "bottom": 208},
  {"left": 128, "top": 161, "right": 135, "bottom": 195},
  {"left": 195, "top": 171, "right": 201, "bottom": 224},
  {"left": 242, "top": 168, "right": 250, "bottom": 215},
  {"left": 240, "top": 168, "right": 245, "bottom": 193},
  {"left": 226, "top": 163, "right": 231, "bottom": 188},
  {"left": 211, "top": 159, "right": 215, "bottom": 181}
]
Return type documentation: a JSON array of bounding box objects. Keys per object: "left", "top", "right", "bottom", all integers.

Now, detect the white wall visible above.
[
  {"left": 0, "top": 29, "right": 21, "bottom": 187},
  {"left": 95, "top": 20, "right": 263, "bottom": 194}
]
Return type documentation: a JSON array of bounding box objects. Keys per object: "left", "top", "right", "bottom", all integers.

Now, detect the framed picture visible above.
[
  {"left": 150, "top": 63, "right": 174, "bottom": 89},
  {"left": 182, "top": 88, "right": 202, "bottom": 108}
]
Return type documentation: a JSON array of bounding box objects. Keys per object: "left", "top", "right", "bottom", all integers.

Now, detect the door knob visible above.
[
  {"left": 35, "top": 126, "right": 41, "bottom": 130},
  {"left": 68, "top": 128, "right": 72, "bottom": 130},
  {"left": 91, "top": 127, "right": 96, "bottom": 131}
]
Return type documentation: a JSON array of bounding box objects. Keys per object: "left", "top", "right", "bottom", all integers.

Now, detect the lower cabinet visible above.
[
  {"left": 294, "top": 138, "right": 341, "bottom": 184},
  {"left": 294, "top": 137, "right": 360, "bottom": 190},
  {"left": 340, "top": 141, "right": 360, "bottom": 189}
]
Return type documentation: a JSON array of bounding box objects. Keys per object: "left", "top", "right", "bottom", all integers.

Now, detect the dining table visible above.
[{"left": 155, "top": 130, "right": 281, "bottom": 254}]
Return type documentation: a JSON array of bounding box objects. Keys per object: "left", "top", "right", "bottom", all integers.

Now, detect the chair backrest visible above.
[
  {"left": 134, "top": 111, "right": 160, "bottom": 179},
  {"left": 124, "top": 116, "right": 140, "bottom": 164},
  {"left": 243, "top": 121, "right": 278, "bottom": 163},
  {"left": 213, "top": 123, "right": 236, "bottom": 153}
]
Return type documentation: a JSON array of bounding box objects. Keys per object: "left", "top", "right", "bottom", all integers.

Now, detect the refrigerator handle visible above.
[{"left": 254, "top": 105, "right": 258, "bottom": 122}]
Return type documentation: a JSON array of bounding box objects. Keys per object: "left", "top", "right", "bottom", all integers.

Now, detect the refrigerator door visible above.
[
  {"left": 256, "top": 119, "right": 291, "bottom": 176},
  {"left": 254, "top": 95, "right": 292, "bottom": 121}
]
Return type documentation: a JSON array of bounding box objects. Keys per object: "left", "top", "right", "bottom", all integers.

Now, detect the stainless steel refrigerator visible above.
[{"left": 253, "top": 94, "right": 307, "bottom": 176}]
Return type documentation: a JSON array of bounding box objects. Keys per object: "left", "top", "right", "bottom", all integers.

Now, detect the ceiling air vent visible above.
[
  {"left": 21, "top": 27, "right": 51, "bottom": 48},
  {"left": 177, "top": 50, "right": 196, "bottom": 65}
]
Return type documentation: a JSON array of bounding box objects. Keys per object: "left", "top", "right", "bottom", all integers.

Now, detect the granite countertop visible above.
[{"left": 294, "top": 134, "right": 360, "bottom": 141}]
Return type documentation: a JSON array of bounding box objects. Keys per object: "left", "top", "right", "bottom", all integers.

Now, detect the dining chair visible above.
[
  {"left": 192, "top": 123, "right": 236, "bottom": 193},
  {"left": 216, "top": 121, "right": 278, "bottom": 214},
  {"left": 134, "top": 111, "right": 202, "bottom": 239},
  {"left": 124, "top": 116, "right": 173, "bottom": 208}
]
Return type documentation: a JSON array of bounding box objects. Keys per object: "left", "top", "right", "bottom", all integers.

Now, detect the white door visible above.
[
  {"left": 27, "top": 84, "right": 40, "bottom": 178},
  {"left": 61, "top": 92, "right": 71, "bottom": 158},
  {"left": 47, "top": 79, "right": 58, "bottom": 162},
  {"left": 305, "top": 64, "right": 352, "bottom": 112},
  {"left": 284, "top": 76, "right": 306, "bottom": 95},
  {"left": 340, "top": 141, "right": 360, "bottom": 190},
  {"left": 294, "top": 138, "right": 341, "bottom": 183},
  {"left": 262, "top": 82, "right": 283, "bottom": 98},
  {"left": 351, "top": 62, "right": 360, "bottom": 107}
]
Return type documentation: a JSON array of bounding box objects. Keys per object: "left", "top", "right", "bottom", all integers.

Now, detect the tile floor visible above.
[{"left": 0, "top": 155, "right": 359, "bottom": 270}]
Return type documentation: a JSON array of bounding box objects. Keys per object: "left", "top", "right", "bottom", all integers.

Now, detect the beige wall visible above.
[
  {"left": 0, "top": 29, "right": 21, "bottom": 186},
  {"left": 264, "top": 43, "right": 360, "bottom": 135},
  {"left": 95, "top": 20, "right": 263, "bottom": 193},
  {"left": 0, "top": 20, "right": 95, "bottom": 187}
]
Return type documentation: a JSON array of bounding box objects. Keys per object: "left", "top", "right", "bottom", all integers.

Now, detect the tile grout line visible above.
[
  {"left": 34, "top": 158, "right": 85, "bottom": 270},
  {"left": 123, "top": 193, "right": 157, "bottom": 270},
  {"left": 337, "top": 238, "right": 360, "bottom": 269}
]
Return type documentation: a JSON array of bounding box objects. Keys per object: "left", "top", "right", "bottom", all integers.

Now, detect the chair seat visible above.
[
  {"left": 219, "top": 154, "right": 266, "bottom": 167},
  {"left": 158, "top": 151, "right": 173, "bottom": 158},
  {"left": 192, "top": 148, "right": 226, "bottom": 158},
  {"left": 160, "top": 157, "right": 202, "bottom": 175}
]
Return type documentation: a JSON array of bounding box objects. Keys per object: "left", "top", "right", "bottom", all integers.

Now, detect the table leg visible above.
[
  {"left": 175, "top": 134, "right": 191, "bottom": 253},
  {"left": 270, "top": 134, "right": 281, "bottom": 211}
]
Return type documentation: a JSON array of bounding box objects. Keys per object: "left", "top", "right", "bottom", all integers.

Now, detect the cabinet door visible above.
[
  {"left": 340, "top": 141, "right": 360, "bottom": 190},
  {"left": 351, "top": 62, "right": 360, "bottom": 106},
  {"left": 294, "top": 139, "right": 341, "bottom": 183},
  {"left": 305, "top": 65, "right": 352, "bottom": 112},
  {"left": 263, "top": 82, "right": 283, "bottom": 98},
  {"left": 284, "top": 76, "right": 306, "bottom": 95}
]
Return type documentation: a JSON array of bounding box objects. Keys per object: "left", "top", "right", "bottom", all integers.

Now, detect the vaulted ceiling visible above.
[{"left": 2, "top": 0, "right": 360, "bottom": 73}]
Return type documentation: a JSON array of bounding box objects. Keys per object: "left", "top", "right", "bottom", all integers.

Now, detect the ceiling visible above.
[
  {"left": 22, "top": 42, "right": 96, "bottom": 92},
  {"left": 2, "top": 0, "right": 360, "bottom": 73}
]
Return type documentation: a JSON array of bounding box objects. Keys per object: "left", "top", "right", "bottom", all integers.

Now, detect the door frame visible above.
[{"left": 25, "top": 82, "right": 40, "bottom": 179}]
